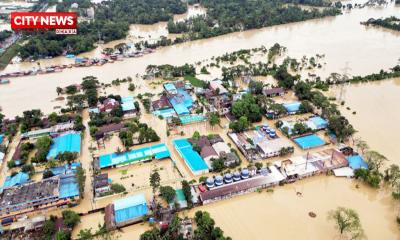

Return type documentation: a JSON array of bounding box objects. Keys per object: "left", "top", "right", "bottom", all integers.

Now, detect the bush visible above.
[
  {"left": 62, "top": 210, "right": 81, "bottom": 228},
  {"left": 110, "top": 183, "right": 126, "bottom": 193}
]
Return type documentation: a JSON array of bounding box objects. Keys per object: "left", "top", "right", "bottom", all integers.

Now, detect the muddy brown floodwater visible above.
[
  {"left": 329, "top": 77, "right": 400, "bottom": 165},
  {"left": 0, "top": 2, "right": 399, "bottom": 117},
  {"left": 1, "top": 1, "right": 400, "bottom": 239}
]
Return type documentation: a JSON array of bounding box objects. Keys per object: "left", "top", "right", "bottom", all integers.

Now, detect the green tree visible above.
[
  {"left": 328, "top": 207, "right": 365, "bottom": 239},
  {"left": 150, "top": 170, "right": 161, "bottom": 194},
  {"left": 209, "top": 112, "right": 220, "bottom": 128},
  {"left": 159, "top": 186, "right": 176, "bottom": 203},
  {"left": 181, "top": 180, "right": 193, "bottom": 208},
  {"left": 56, "top": 231, "right": 71, "bottom": 240},
  {"left": 76, "top": 166, "right": 86, "bottom": 198},
  {"left": 62, "top": 210, "right": 81, "bottom": 228},
  {"left": 192, "top": 131, "right": 201, "bottom": 140},
  {"left": 229, "top": 116, "right": 250, "bottom": 132},
  {"left": 110, "top": 183, "right": 126, "bottom": 193},
  {"left": 77, "top": 228, "right": 93, "bottom": 240}
]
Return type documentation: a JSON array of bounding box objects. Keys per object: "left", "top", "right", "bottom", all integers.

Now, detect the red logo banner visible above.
[{"left": 11, "top": 12, "right": 77, "bottom": 29}]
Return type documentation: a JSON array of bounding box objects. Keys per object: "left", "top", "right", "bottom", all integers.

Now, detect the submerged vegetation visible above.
[
  {"left": 168, "top": 0, "right": 341, "bottom": 41},
  {"left": 362, "top": 16, "right": 400, "bottom": 31}
]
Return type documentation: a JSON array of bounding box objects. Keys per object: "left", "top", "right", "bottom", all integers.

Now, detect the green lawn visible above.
[{"left": 184, "top": 75, "right": 207, "bottom": 88}]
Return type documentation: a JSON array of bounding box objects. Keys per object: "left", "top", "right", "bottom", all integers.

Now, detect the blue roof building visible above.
[
  {"left": 114, "top": 194, "right": 148, "bottom": 224},
  {"left": 50, "top": 162, "right": 81, "bottom": 176},
  {"left": 99, "top": 143, "right": 170, "bottom": 169},
  {"left": 173, "top": 139, "right": 209, "bottom": 175},
  {"left": 47, "top": 132, "right": 81, "bottom": 159},
  {"left": 59, "top": 175, "right": 80, "bottom": 199},
  {"left": 0, "top": 134, "right": 4, "bottom": 144},
  {"left": 164, "top": 83, "right": 178, "bottom": 94},
  {"left": 121, "top": 96, "right": 136, "bottom": 112},
  {"left": 307, "top": 116, "right": 328, "bottom": 130},
  {"left": 3, "top": 172, "right": 29, "bottom": 189},
  {"left": 283, "top": 102, "right": 301, "bottom": 113},
  {"left": 347, "top": 155, "right": 368, "bottom": 170},
  {"left": 169, "top": 89, "right": 193, "bottom": 116}
]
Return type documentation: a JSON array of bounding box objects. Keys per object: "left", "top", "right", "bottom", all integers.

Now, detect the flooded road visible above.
[{"left": 1, "top": 3, "right": 399, "bottom": 117}]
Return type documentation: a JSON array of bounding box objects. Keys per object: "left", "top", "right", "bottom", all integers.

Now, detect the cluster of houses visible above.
[
  {"left": 229, "top": 124, "right": 293, "bottom": 161},
  {"left": 0, "top": 118, "right": 83, "bottom": 223},
  {"left": 89, "top": 96, "right": 137, "bottom": 117},
  {"left": 152, "top": 81, "right": 205, "bottom": 125}
]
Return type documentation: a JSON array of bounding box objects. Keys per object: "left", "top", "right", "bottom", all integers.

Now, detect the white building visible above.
[{"left": 256, "top": 138, "right": 292, "bottom": 158}]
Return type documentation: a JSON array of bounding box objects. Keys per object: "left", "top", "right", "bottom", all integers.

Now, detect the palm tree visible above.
[{"left": 354, "top": 138, "right": 369, "bottom": 154}]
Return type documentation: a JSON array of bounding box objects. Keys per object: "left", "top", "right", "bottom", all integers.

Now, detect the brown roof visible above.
[
  {"left": 200, "top": 146, "right": 218, "bottom": 159},
  {"left": 97, "top": 123, "right": 125, "bottom": 135},
  {"left": 199, "top": 176, "right": 271, "bottom": 202},
  {"left": 152, "top": 95, "right": 171, "bottom": 111},
  {"left": 263, "top": 87, "right": 284, "bottom": 95},
  {"left": 189, "top": 136, "right": 211, "bottom": 149}
]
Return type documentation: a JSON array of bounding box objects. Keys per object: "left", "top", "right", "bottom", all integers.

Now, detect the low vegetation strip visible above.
[{"left": 362, "top": 16, "right": 400, "bottom": 31}]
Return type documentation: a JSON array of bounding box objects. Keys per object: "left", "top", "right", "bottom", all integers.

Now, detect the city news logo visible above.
[{"left": 11, "top": 12, "right": 77, "bottom": 34}]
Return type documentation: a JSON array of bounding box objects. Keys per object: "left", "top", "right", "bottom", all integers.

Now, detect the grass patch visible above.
[
  {"left": 184, "top": 75, "right": 207, "bottom": 88},
  {"left": 0, "top": 43, "right": 20, "bottom": 70},
  {"left": 119, "top": 169, "right": 128, "bottom": 175}
]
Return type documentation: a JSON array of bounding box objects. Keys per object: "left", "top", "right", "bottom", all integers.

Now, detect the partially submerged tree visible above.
[
  {"left": 150, "top": 170, "right": 161, "bottom": 194},
  {"left": 328, "top": 207, "right": 365, "bottom": 239}
]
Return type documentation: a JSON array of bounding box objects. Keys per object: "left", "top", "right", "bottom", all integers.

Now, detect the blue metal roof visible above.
[
  {"left": 59, "top": 175, "right": 79, "bottom": 199},
  {"left": 173, "top": 139, "right": 209, "bottom": 172},
  {"left": 283, "top": 102, "right": 301, "bottom": 113},
  {"left": 114, "top": 194, "right": 148, "bottom": 223},
  {"left": 3, "top": 172, "right": 29, "bottom": 188},
  {"left": 99, "top": 143, "right": 170, "bottom": 169},
  {"left": 47, "top": 132, "right": 81, "bottom": 159},
  {"left": 347, "top": 155, "right": 368, "bottom": 170},
  {"left": 121, "top": 96, "right": 136, "bottom": 112},
  {"left": 50, "top": 162, "right": 81, "bottom": 176},
  {"left": 0, "top": 134, "right": 4, "bottom": 144},
  {"left": 164, "top": 83, "right": 177, "bottom": 93}
]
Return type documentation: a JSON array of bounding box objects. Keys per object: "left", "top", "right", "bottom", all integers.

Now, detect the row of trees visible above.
[
  {"left": 363, "top": 16, "right": 400, "bottom": 32},
  {"left": 19, "top": 0, "right": 187, "bottom": 59},
  {"left": 140, "top": 211, "right": 231, "bottom": 240},
  {"left": 119, "top": 118, "right": 160, "bottom": 148},
  {"left": 168, "top": 0, "right": 341, "bottom": 41}
]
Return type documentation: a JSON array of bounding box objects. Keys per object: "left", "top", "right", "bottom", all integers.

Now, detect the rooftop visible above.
[
  {"left": 98, "top": 143, "right": 170, "bottom": 168},
  {"left": 47, "top": 132, "right": 81, "bottom": 159},
  {"left": 0, "top": 177, "right": 59, "bottom": 210},
  {"left": 121, "top": 96, "right": 136, "bottom": 112},
  {"left": 114, "top": 194, "right": 148, "bottom": 223},
  {"left": 263, "top": 87, "right": 285, "bottom": 96}
]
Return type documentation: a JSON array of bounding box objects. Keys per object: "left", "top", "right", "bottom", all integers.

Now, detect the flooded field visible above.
[{"left": 1, "top": 3, "right": 399, "bottom": 117}]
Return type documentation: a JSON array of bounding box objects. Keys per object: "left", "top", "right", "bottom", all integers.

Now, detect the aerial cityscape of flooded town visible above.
[{"left": 0, "top": 0, "right": 399, "bottom": 239}]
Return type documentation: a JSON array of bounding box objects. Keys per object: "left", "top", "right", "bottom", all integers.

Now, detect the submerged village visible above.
[
  {"left": 0, "top": 43, "right": 399, "bottom": 239},
  {"left": 0, "top": 0, "right": 400, "bottom": 239}
]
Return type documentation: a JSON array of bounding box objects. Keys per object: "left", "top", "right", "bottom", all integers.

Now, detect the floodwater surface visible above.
[{"left": 0, "top": 3, "right": 399, "bottom": 117}]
